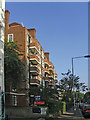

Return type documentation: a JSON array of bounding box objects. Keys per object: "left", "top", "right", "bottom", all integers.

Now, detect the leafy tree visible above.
[
  {"left": 83, "top": 92, "right": 90, "bottom": 103},
  {"left": 29, "top": 87, "right": 58, "bottom": 101},
  {"left": 59, "top": 69, "right": 87, "bottom": 102},
  {"left": 60, "top": 69, "right": 87, "bottom": 93},
  {"left": 4, "top": 41, "right": 26, "bottom": 89}
]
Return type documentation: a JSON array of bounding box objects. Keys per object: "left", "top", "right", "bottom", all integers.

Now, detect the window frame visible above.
[
  {"left": 12, "top": 95, "right": 17, "bottom": 106},
  {"left": 8, "top": 34, "right": 13, "bottom": 42}
]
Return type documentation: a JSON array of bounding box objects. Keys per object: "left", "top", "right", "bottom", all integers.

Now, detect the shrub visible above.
[
  {"left": 62, "top": 102, "right": 66, "bottom": 113},
  {"left": 46, "top": 100, "right": 63, "bottom": 114}
]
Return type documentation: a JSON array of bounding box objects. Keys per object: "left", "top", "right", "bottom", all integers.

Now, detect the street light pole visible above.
[
  {"left": 72, "top": 55, "right": 90, "bottom": 110},
  {"left": 28, "top": 35, "right": 31, "bottom": 106},
  {"left": 72, "top": 58, "right": 76, "bottom": 110}
]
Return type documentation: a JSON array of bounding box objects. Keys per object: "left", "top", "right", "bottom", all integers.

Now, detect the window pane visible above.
[
  {"left": 12, "top": 95, "right": 17, "bottom": 106},
  {"left": 8, "top": 34, "right": 13, "bottom": 42}
]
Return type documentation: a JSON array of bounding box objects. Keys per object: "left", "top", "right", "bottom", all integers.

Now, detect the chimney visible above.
[
  {"left": 5, "top": 10, "right": 10, "bottom": 41},
  {"left": 45, "top": 52, "right": 49, "bottom": 61},
  {"left": 28, "top": 28, "right": 36, "bottom": 38}
]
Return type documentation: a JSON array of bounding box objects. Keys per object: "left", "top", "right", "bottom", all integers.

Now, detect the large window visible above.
[
  {"left": 8, "top": 34, "right": 13, "bottom": 42},
  {"left": 12, "top": 95, "right": 17, "bottom": 106}
]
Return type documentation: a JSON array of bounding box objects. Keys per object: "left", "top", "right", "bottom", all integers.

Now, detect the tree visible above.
[
  {"left": 60, "top": 69, "right": 87, "bottom": 93},
  {"left": 29, "top": 87, "right": 58, "bottom": 101},
  {"left": 4, "top": 41, "right": 26, "bottom": 89},
  {"left": 59, "top": 69, "right": 87, "bottom": 102},
  {"left": 83, "top": 92, "right": 90, "bottom": 103}
]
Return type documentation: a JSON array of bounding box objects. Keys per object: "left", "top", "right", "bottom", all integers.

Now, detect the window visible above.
[
  {"left": 8, "top": 34, "right": 13, "bottom": 42},
  {"left": 12, "top": 95, "right": 17, "bottom": 106}
]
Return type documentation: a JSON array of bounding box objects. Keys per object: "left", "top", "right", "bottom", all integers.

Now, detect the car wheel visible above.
[{"left": 83, "top": 115, "right": 88, "bottom": 118}]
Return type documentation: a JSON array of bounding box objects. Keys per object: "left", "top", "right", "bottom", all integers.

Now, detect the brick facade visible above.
[{"left": 5, "top": 10, "right": 58, "bottom": 106}]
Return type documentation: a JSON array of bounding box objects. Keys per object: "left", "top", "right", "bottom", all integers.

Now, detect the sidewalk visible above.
[{"left": 57, "top": 107, "right": 85, "bottom": 120}]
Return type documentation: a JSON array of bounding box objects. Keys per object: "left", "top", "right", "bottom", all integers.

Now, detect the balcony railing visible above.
[
  {"left": 48, "top": 66, "right": 53, "bottom": 71},
  {"left": 30, "top": 79, "right": 40, "bottom": 85},
  {"left": 54, "top": 73, "right": 58, "bottom": 78},
  {"left": 44, "top": 68, "right": 50, "bottom": 74},
  {"left": 48, "top": 74, "right": 54, "bottom": 79},
  {"left": 30, "top": 55, "right": 39, "bottom": 64},
  {"left": 44, "top": 77, "right": 50, "bottom": 82},
  {"left": 30, "top": 67, "right": 40, "bottom": 76},
  {"left": 49, "top": 61, "right": 53, "bottom": 66},
  {"left": 54, "top": 79, "right": 58, "bottom": 83},
  {"left": 44, "top": 59, "right": 49, "bottom": 66},
  {"left": 49, "top": 81, "right": 54, "bottom": 86},
  {"left": 30, "top": 43, "right": 39, "bottom": 53}
]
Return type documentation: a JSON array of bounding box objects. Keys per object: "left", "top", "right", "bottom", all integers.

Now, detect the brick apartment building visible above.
[{"left": 5, "top": 10, "right": 58, "bottom": 106}]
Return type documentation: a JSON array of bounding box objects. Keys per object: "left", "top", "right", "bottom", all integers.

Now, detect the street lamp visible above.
[
  {"left": 28, "top": 35, "right": 31, "bottom": 106},
  {"left": 72, "top": 55, "right": 90, "bottom": 110}
]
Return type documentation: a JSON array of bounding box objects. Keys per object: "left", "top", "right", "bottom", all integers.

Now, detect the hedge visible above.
[
  {"left": 46, "top": 100, "right": 66, "bottom": 115},
  {"left": 62, "top": 102, "right": 66, "bottom": 113}
]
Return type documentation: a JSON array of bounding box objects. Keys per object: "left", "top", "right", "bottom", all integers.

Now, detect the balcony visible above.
[
  {"left": 54, "top": 79, "right": 58, "bottom": 83},
  {"left": 44, "top": 68, "right": 50, "bottom": 74},
  {"left": 30, "top": 66, "right": 40, "bottom": 76},
  {"left": 44, "top": 59, "right": 49, "bottom": 66},
  {"left": 30, "top": 55, "right": 39, "bottom": 65},
  {"left": 55, "top": 83, "right": 59, "bottom": 86},
  {"left": 54, "top": 73, "right": 58, "bottom": 78},
  {"left": 30, "top": 79, "right": 40, "bottom": 86},
  {"left": 48, "top": 66, "right": 53, "bottom": 71},
  {"left": 30, "top": 43, "right": 39, "bottom": 53},
  {"left": 49, "top": 81, "right": 54, "bottom": 86},
  {"left": 44, "top": 77, "right": 50, "bottom": 82},
  {"left": 49, "top": 61, "right": 53, "bottom": 66},
  {"left": 48, "top": 74, "right": 54, "bottom": 79}
]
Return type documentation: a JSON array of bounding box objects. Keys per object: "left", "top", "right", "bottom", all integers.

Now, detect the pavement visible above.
[
  {"left": 56, "top": 106, "right": 90, "bottom": 120},
  {"left": 7, "top": 106, "right": 90, "bottom": 120}
]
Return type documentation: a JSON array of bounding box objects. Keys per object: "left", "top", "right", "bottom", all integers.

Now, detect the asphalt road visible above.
[{"left": 7, "top": 106, "right": 90, "bottom": 120}]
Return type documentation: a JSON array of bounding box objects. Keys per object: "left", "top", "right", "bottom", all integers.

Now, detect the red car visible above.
[{"left": 82, "top": 104, "right": 90, "bottom": 118}]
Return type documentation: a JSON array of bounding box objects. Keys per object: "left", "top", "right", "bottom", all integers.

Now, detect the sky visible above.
[
  {"left": 6, "top": 2, "right": 88, "bottom": 87},
  {"left": 5, "top": 0, "right": 90, "bottom": 2}
]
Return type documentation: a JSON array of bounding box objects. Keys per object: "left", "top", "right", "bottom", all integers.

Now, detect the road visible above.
[{"left": 8, "top": 106, "right": 90, "bottom": 120}]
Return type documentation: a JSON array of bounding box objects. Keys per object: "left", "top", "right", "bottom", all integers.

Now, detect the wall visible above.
[{"left": 6, "top": 106, "right": 46, "bottom": 118}]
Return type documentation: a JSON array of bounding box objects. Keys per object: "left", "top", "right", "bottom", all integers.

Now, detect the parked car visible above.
[
  {"left": 79, "top": 103, "right": 85, "bottom": 109},
  {"left": 82, "top": 104, "right": 90, "bottom": 118}
]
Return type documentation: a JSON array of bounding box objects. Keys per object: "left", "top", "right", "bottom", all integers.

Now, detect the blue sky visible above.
[{"left": 6, "top": 2, "right": 88, "bottom": 86}]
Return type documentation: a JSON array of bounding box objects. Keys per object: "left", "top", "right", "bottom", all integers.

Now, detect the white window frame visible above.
[
  {"left": 8, "top": 34, "right": 13, "bottom": 42},
  {"left": 12, "top": 95, "right": 17, "bottom": 106}
]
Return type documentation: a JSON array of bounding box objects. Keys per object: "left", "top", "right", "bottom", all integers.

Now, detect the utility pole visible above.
[
  {"left": 72, "top": 55, "right": 90, "bottom": 110},
  {"left": 41, "top": 49, "right": 43, "bottom": 88},
  {"left": 28, "top": 35, "right": 31, "bottom": 106},
  {"left": 88, "top": 2, "right": 90, "bottom": 91},
  {"left": 0, "top": 0, "right": 5, "bottom": 119}
]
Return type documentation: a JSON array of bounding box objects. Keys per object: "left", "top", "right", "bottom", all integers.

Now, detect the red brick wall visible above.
[{"left": 44, "top": 52, "right": 49, "bottom": 61}]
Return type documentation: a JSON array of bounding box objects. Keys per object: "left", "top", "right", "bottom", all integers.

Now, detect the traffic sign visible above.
[{"left": 34, "top": 101, "right": 45, "bottom": 105}]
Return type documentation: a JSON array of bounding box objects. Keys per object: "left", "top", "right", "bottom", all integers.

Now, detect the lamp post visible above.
[
  {"left": 28, "top": 35, "right": 31, "bottom": 106},
  {"left": 72, "top": 55, "right": 90, "bottom": 110}
]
